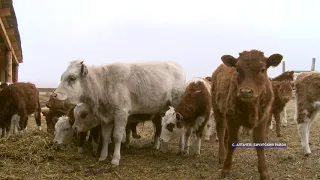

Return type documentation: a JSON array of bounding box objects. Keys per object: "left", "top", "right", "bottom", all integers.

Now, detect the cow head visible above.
[
  {"left": 272, "top": 80, "right": 293, "bottom": 103},
  {"left": 72, "top": 103, "right": 100, "bottom": 132},
  {"left": 159, "top": 106, "right": 184, "bottom": 152},
  {"left": 43, "top": 110, "right": 68, "bottom": 135},
  {"left": 222, "top": 50, "right": 283, "bottom": 102},
  {"left": 53, "top": 116, "right": 75, "bottom": 144},
  {"left": 46, "top": 93, "right": 75, "bottom": 110},
  {"left": 52, "top": 60, "right": 88, "bottom": 104}
]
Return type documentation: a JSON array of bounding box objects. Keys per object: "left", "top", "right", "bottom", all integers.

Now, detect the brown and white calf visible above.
[
  {"left": 267, "top": 80, "right": 293, "bottom": 137},
  {"left": 160, "top": 77, "right": 212, "bottom": 155},
  {"left": 294, "top": 72, "right": 320, "bottom": 156},
  {"left": 211, "top": 50, "right": 283, "bottom": 179}
]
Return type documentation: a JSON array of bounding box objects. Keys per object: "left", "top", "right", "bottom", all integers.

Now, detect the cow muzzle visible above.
[
  {"left": 238, "top": 88, "right": 255, "bottom": 100},
  {"left": 52, "top": 92, "right": 67, "bottom": 101}
]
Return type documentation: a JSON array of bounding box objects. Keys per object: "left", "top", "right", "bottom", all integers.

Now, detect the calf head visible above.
[
  {"left": 43, "top": 110, "right": 67, "bottom": 135},
  {"left": 52, "top": 60, "right": 88, "bottom": 104},
  {"left": 46, "top": 93, "right": 75, "bottom": 110},
  {"left": 160, "top": 106, "right": 184, "bottom": 143},
  {"left": 272, "top": 80, "right": 293, "bottom": 103},
  {"left": 53, "top": 116, "right": 75, "bottom": 144},
  {"left": 72, "top": 103, "right": 100, "bottom": 132},
  {"left": 222, "top": 50, "right": 283, "bottom": 102}
]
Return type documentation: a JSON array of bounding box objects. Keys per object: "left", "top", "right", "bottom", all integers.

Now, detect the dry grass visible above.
[{"left": 0, "top": 100, "right": 319, "bottom": 180}]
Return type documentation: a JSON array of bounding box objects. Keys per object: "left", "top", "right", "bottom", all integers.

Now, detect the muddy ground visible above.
[{"left": 0, "top": 100, "right": 319, "bottom": 180}]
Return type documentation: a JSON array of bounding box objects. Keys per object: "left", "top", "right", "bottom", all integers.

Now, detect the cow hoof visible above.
[
  {"left": 78, "top": 147, "right": 84, "bottom": 153},
  {"left": 309, "top": 142, "right": 312, "bottom": 145},
  {"left": 277, "top": 134, "right": 281, "bottom": 137},
  {"left": 111, "top": 159, "right": 119, "bottom": 166},
  {"left": 37, "top": 126, "right": 42, "bottom": 131},
  {"left": 282, "top": 124, "right": 287, "bottom": 127},
  {"left": 221, "top": 170, "right": 230, "bottom": 178},
  {"left": 215, "top": 139, "right": 219, "bottom": 142},
  {"left": 304, "top": 153, "right": 311, "bottom": 157},
  {"left": 98, "top": 157, "right": 107, "bottom": 162}
]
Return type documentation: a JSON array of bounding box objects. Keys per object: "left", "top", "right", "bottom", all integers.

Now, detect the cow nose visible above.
[
  {"left": 239, "top": 88, "right": 253, "bottom": 96},
  {"left": 52, "top": 93, "right": 57, "bottom": 99}
]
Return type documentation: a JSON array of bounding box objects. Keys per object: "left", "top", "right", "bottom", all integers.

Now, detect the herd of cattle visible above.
[{"left": 0, "top": 49, "right": 319, "bottom": 179}]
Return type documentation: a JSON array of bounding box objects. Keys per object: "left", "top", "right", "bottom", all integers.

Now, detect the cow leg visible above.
[
  {"left": 297, "top": 110, "right": 318, "bottom": 156},
  {"left": 280, "top": 106, "right": 287, "bottom": 127},
  {"left": 1, "top": 128, "right": 6, "bottom": 138},
  {"left": 221, "top": 121, "right": 239, "bottom": 178},
  {"left": 204, "top": 118, "right": 212, "bottom": 141},
  {"left": 253, "top": 120, "right": 269, "bottom": 180},
  {"left": 274, "top": 113, "right": 281, "bottom": 137},
  {"left": 131, "top": 122, "right": 141, "bottom": 139},
  {"left": 124, "top": 123, "right": 132, "bottom": 148},
  {"left": 183, "top": 127, "right": 192, "bottom": 154},
  {"left": 111, "top": 111, "right": 129, "bottom": 166},
  {"left": 34, "top": 103, "right": 42, "bottom": 131},
  {"left": 265, "top": 114, "right": 272, "bottom": 140},
  {"left": 178, "top": 131, "right": 186, "bottom": 155},
  {"left": 99, "top": 122, "right": 113, "bottom": 162},
  {"left": 91, "top": 126, "right": 101, "bottom": 155},
  {"left": 152, "top": 113, "right": 162, "bottom": 150},
  {"left": 78, "top": 132, "right": 87, "bottom": 153},
  {"left": 214, "top": 109, "right": 227, "bottom": 164}
]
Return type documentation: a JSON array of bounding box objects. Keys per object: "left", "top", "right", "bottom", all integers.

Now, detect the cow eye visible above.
[
  {"left": 166, "top": 123, "right": 175, "bottom": 132},
  {"left": 261, "top": 69, "right": 265, "bottom": 73},
  {"left": 69, "top": 76, "right": 76, "bottom": 81}
]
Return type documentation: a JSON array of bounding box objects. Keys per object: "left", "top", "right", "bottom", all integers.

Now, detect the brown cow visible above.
[
  {"left": 160, "top": 77, "right": 212, "bottom": 155},
  {"left": 270, "top": 70, "right": 294, "bottom": 81},
  {"left": 211, "top": 50, "right": 283, "bottom": 179},
  {"left": 0, "top": 82, "right": 42, "bottom": 137},
  {"left": 266, "top": 80, "right": 292, "bottom": 137},
  {"left": 294, "top": 72, "right": 320, "bottom": 156},
  {"left": 43, "top": 93, "right": 75, "bottom": 134},
  {"left": 242, "top": 70, "right": 295, "bottom": 135}
]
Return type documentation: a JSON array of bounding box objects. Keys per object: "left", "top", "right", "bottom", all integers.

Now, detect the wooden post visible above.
[
  {"left": 282, "top": 61, "right": 285, "bottom": 73},
  {"left": 12, "top": 63, "right": 18, "bottom": 82},
  {"left": 311, "top": 58, "right": 316, "bottom": 71},
  {"left": 5, "top": 50, "right": 12, "bottom": 82}
]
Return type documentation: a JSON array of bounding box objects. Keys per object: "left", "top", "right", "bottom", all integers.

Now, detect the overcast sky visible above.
[{"left": 13, "top": 0, "right": 320, "bottom": 88}]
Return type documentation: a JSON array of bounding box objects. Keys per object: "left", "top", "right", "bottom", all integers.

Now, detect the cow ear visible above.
[
  {"left": 267, "top": 54, "right": 283, "bottom": 68},
  {"left": 176, "top": 112, "right": 183, "bottom": 121},
  {"left": 159, "top": 111, "right": 166, "bottom": 117},
  {"left": 80, "top": 61, "right": 88, "bottom": 77},
  {"left": 42, "top": 112, "right": 48, "bottom": 116},
  {"left": 52, "top": 117, "right": 58, "bottom": 124},
  {"left": 175, "top": 113, "right": 183, "bottom": 128},
  {"left": 221, "top": 55, "right": 237, "bottom": 67}
]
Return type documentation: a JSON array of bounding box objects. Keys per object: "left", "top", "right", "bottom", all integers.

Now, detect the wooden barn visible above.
[{"left": 0, "top": 1, "right": 22, "bottom": 83}]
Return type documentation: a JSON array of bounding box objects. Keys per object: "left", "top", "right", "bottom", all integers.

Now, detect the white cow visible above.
[
  {"left": 53, "top": 116, "right": 75, "bottom": 144},
  {"left": 52, "top": 60, "right": 186, "bottom": 166}
]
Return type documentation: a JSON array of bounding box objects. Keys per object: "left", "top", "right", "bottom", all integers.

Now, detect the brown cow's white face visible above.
[
  {"left": 52, "top": 60, "right": 88, "bottom": 104},
  {"left": 53, "top": 116, "right": 75, "bottom": 145},
  {"left": 72, "top": 103, "right": 100, "bottom": 132},
  {"left": 222, "top": 50, "right": 283, "bottom": 102},
  {"left": 160, "top": 107, "right": 185, "bottom": 143}
]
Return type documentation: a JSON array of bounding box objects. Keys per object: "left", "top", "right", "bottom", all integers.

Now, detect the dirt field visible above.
[{"left": 0, "top": 100, "right": 319, "bottom": 180}]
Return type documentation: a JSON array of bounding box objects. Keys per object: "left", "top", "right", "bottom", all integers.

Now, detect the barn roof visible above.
[{"left": 0, "top": 0, "right": 23, "bottom": 64}]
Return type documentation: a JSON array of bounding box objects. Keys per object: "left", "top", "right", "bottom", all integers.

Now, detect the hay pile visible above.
[{"left": 0, "top": 131, "right": 54, "bottom": 165}]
